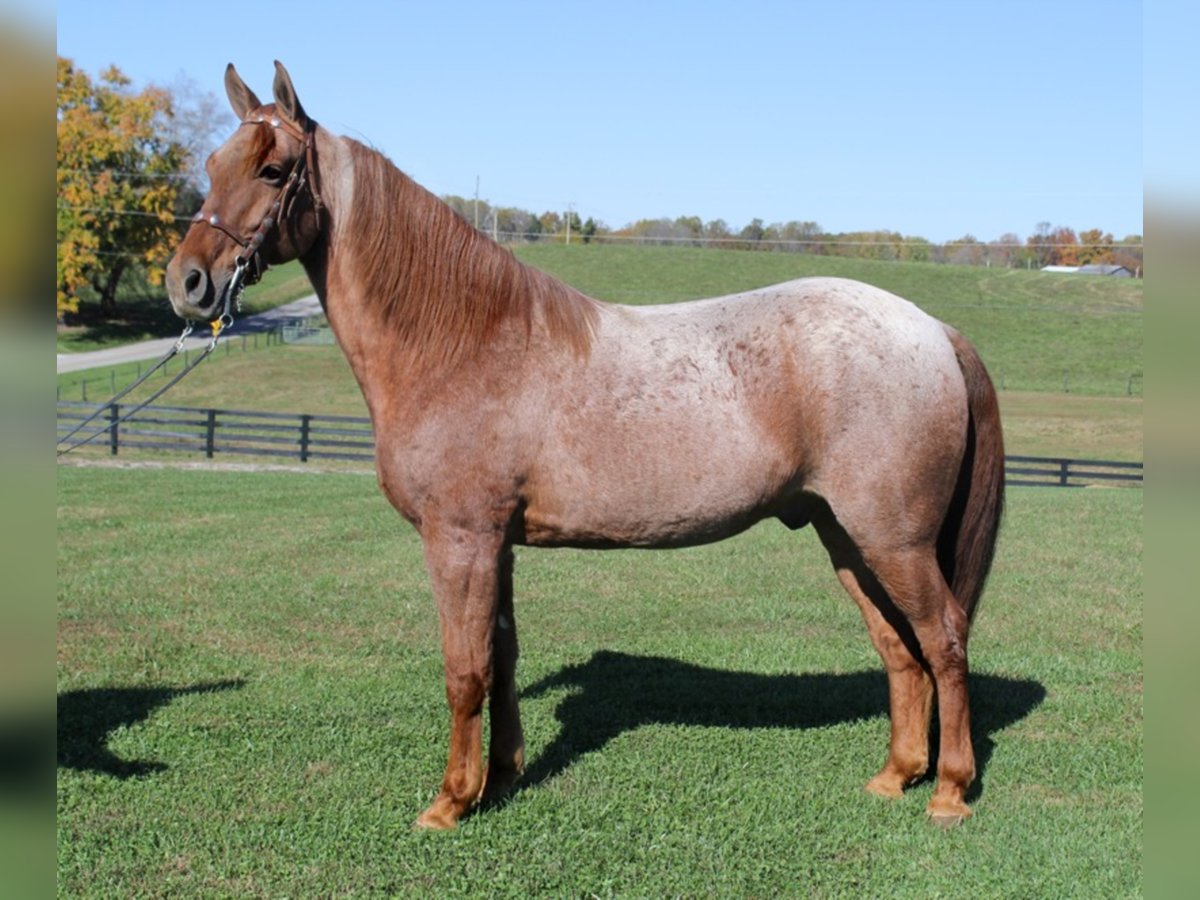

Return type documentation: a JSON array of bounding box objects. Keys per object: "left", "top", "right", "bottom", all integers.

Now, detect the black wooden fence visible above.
[
  {"left": 57, "top": 402, "right": 374, "bottom": 463},
  {"left": 57, "top": 402, "right": 1143, "bottom": 487}
]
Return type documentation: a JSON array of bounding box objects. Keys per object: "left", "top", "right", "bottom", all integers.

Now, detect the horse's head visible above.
[{"left": 166, "top": 61, "right": 322, "bottom": 322}]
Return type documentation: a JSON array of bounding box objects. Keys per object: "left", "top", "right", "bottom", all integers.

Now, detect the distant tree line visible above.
[{"left": 443, "top": 197, "right": 1143, "bottom": 276}]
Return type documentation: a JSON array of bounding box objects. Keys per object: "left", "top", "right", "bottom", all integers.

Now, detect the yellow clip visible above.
[{"left": 211, "top": 318, "right": 223, "bottom": 337}]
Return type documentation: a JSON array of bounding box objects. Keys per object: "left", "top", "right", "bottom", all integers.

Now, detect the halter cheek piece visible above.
[{"left": 191, "top": 112, "right": 324, "bottom": 314}]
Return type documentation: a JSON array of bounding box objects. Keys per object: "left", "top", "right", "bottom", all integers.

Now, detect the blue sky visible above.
[{"left": 57, "top": 0, "right": 1145, "bottom": 243}]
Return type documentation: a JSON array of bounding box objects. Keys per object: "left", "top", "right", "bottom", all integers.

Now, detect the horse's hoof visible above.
[
  {"left": 928, "top": 812, "right": 967, "bottom": 829},
  {"left": 413, "top": 802, "right": 459, "bottom": 831},
  {"left": 925, "top": 799, "right": 972, "bottom": 828},
  {"left": 865, "top": 773, "right": 905, "bottom": 799},
  {"left": 480, "top": 766, "right": 521, "bottom": 805}
]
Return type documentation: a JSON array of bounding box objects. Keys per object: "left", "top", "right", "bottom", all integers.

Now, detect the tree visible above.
[
  {"left": 988, "top": 233, "right": 1023, "bottom": 268},
  {"left": 947, "top": 234, "right": 983, "bottom": 266},
  {"left": 1027, "top": 221, "right": 1054, "bottom": 268},
  {"left": 57, "top": 57, "right": 190, "bottom": 318},
  {"left": 704, "top": 219, "right": 732, "bottom": 243},
  {"left": 1049, "top": 226, "right": 1080, "bottom": 266},
  {"left": 538, "top": 211, "right": 562, "bottom": 236},
  {"left": 739, "top": 218, "right": 766, "bottom": 246},
  {"left": 1077, "top": 228, "right": 1114, "bottom": 265}
]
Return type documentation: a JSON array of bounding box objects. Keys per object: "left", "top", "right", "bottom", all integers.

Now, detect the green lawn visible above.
[{"left": 57, "top": 466, "right": 1141, "bottom": 896}]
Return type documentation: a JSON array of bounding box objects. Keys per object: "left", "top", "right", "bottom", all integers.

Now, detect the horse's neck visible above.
[
  {"left": 310, "top": 132, "right": 597, "bottom": 398},
  {"left": 301, "top": 133, "right": 528, "bottom": 421}
]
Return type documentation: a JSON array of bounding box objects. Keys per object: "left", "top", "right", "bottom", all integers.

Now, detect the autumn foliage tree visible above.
[{"left": 57, "top": 57, "right": 190, "bottom": 319}]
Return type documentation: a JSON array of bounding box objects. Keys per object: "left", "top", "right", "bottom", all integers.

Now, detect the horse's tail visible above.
[{"left": 939, "top": 326, "right": 1005, "bottom": 625}]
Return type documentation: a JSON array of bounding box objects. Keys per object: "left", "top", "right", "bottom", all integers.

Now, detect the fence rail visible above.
[
  {"left": 57, "top": 402, "right": 375, "bottom": 463},
  {"left": 1003, "top": 454, "right": 1142, "bottom": 488},
  {"left": 57, "top": 402, "right": 1143, "bottom": 487}
]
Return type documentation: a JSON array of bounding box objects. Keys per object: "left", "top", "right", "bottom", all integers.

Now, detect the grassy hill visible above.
[{"left": 515, "top": 244, "right": 1142, "bottom": 396}]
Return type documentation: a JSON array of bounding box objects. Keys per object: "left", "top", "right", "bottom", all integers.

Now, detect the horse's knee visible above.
[{"left": 446, "top": 669, "right": 488, "bottom": 712}]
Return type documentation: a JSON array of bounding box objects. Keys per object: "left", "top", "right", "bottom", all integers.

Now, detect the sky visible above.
[{"left": 55, "top": 0, "right": 1147, "bottom": 243}]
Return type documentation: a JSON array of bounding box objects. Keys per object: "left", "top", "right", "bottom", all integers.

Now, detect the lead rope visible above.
[{"left": 56, "top": 260, "right": 244, "bottom": 456}]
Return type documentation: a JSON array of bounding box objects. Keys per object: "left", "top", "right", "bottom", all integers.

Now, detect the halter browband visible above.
[{"left": 192, "top": 111, "right": 323, "bottom": 286}]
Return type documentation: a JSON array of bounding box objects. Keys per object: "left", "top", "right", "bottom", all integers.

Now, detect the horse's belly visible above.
[{"left": 519, "top": 417, "right": 797, "bottom": 549}]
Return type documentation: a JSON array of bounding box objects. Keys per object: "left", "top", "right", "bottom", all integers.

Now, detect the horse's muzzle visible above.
[{"left": 166, "top": 256, "right": 226, "bottom": 321}]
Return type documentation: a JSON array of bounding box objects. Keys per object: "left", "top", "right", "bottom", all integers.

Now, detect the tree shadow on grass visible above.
[
  {"left": 56, "top": 681, "right": 244, "bottom": 778},
  {"left": 508, "top": 650, "right": 1044, "bottom": 806},
  {"left": 59, "top": 297, "right": 182, "bottom": 348}
]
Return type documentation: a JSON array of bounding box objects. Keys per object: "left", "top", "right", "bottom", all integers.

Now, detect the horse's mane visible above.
[{"left": 340, "top": 140, "right": 599, "bottom": 364}]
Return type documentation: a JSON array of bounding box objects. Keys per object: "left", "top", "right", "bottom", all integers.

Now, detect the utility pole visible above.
[{"left": 565, "top": 202, "right": 574, "bottom": 245}]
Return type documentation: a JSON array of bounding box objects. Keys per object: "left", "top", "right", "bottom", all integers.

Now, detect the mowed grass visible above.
[{"left": 57, "top": 466, "right": 1141, "bottom": 896}]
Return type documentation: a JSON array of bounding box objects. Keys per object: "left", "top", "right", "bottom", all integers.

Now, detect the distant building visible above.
[
  {"left": 1041, "top": 264, "right": 1134, "bottom": 277},
  {"left": 1078, "top": 264, "right": 1134, "bottom": 277}
]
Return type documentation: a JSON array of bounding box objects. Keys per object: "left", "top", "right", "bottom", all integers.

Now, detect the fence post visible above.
[
  {"left": 299, "top": 414, "right": 312, "bottom": 463},
  {"left": 205, "top": 408, "right": 217, "bottom": 459},
  {"left": 109, "top": 403, "right": 119, "bottom": 456},
  {"left": 1059, "top": 459, "right": 1069, "bottom": 487}
]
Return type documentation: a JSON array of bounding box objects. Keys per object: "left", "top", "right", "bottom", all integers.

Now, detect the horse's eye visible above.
[{"left": 258, "top": 164, "right": 284, "bottom": 183}]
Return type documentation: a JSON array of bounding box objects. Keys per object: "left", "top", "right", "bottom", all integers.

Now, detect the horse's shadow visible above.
[
  {"left": 511, "top": 650, "right": 1044, "bottom": 804},
  {"left": 56, "top": 681, "right": 244, "bottom": 778}
]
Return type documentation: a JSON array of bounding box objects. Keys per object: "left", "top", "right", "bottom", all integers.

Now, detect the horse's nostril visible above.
[{"left": 185, "top": 269, "right": 203, "bottom": 296}]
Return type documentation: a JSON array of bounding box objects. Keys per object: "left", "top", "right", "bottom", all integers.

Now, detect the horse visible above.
[{"left": 166, "top": 62, "right": 1004, "bottom": 830}]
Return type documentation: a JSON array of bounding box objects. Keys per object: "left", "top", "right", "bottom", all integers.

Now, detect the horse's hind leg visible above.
[
  {"left": 834, "top": 565, "right": 934, "bottom": 797},
  {"left": 818, "top": 521, "right": 935, "bottom": 798},
  {"left": 866, "top": 548, "right": 975, "bottom": 825},
  {"left": 482, "top": 546, "right": 525, "bottom": 804},
  {"left": 816, "top": 515, "right": 974, "bottom": 824}
]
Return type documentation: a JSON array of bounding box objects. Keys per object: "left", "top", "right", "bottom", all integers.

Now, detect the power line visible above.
[
  {"left": 58, "top": 168, "right": 194, "bottom": 181},
  {"left": 57, "top": 203, "right": 193, "bottom": 223}
]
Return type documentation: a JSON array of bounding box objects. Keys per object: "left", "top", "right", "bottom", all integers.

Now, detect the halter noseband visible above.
[{"left": 192, "top": 112, "right": 324, "bottom": 289}]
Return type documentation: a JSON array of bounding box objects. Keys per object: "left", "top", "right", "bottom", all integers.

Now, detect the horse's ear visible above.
[
  {"left": 224, "top": 63, "right": 262, "bottom": 120},
  {"left": 272, "top": 60, "right": 309, "bottom": 130}
]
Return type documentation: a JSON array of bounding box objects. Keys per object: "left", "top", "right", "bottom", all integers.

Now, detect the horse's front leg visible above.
[
  {"left": 414, "top": 525, "right": 506, "bottom": 830},
  {"left": 481, "top": 546, "right": 525, "bottom": 805}
]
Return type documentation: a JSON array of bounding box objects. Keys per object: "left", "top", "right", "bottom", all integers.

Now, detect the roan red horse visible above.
[{"left": 167, "top": 62, "right": 1004, "bottom": 829}]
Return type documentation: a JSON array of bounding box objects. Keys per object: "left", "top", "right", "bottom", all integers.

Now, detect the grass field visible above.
[{"left": 56, "top": 466, "right": 1142, "bottom": 896}]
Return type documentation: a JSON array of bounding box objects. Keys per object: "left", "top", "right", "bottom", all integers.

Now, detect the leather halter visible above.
[{"left": 191, "top": 112, "right": 323, "bottom": 286}]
